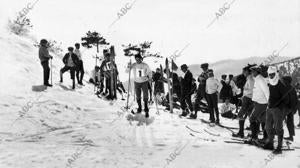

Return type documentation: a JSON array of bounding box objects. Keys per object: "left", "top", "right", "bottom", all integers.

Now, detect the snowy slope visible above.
[{"left": 0, "top": 35, "right": 300, "bottom": 168}]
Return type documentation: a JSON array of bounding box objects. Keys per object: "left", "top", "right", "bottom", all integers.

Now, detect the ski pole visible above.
[
  {"left": 94, "top": 54, "right": 97, "bottom": 93},
  {"left": 50, "top": 58, "right": 53, "bottom": 85}
]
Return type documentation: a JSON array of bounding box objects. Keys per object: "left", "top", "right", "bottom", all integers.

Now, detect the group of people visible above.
[
  {"left": 231, "top": 64, "right": 300, "bottom": 154},
  {"left": 127, "top": 54, "right": 300, "bottom": 154},
  {"left": 38, "top": 39, "right": 84, "bottom": 89},
  {"left": 38, "top": 38, "right": 300, "bottom": 154},
  {"left": 38, "top": 39, "right": 126, "bottom": 100}
]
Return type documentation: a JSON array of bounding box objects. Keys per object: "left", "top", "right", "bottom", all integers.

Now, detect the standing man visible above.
[
  {"left": 126, "top": 54, "right": 152, "bottom": 118},
  {"left": 192, "top": 63, "right": 210, "bottom": 118},
  {"left": 38, "top": 39, "right": 53, "bottom": 87},
  {"left": 100, "top": 53, "right": 118, "bottom": 100},
  {"left": 232, "top": 65, "right": 255, "bottom": 138},
  {"left": 60, "top": 47, "right": 79, "bottom": 89},
  {"left": 263, "top": 66, "right": 290, "bottom": 154},
  {"left": 74, "top": 43, "right": 84, "bottom": 85},
  {"left": 282, "top": 76, "right": 298, "bottom": 141},
  {"left": 206, "top": 69, "right": 222, "bottom": 124},
  {"left": 228, "top": 74, "right": 240, "bottom": 113},
  {"left": 247, "top": 66, "right": 269, "bottom": 144},
  {"left": 180, "top": 64, "right": 194, "bottom": 117}
]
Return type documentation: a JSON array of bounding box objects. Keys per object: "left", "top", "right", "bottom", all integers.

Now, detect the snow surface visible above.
[{"left": 0, "top": 34, "right": 300, "bottom": 168}]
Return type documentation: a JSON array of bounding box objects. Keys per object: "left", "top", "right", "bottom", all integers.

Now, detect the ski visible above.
[
  {"left": 185, "top": 125, "right": 203, "bottom": 134},
  {"left": 188, "top": 132, "right": 216, "bottom": 142},
  {"left": 203, "top": 128, "right": 221, "bottom": 137},
  {"left": 200, "top": 119, "right": 237, "bottom": 133},
  {"left": 224, "top": 140, "right": 295, "bottom": 151}
]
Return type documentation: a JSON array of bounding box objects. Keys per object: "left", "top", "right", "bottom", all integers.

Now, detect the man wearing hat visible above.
[
  {"left": 263, "top": 66, "right": 290, "bottom": 154},
  {"left": 180, "top": 64, "right": 194, "bottom": 117},
  {"left": 126, "top": 54, "right": 152, "bottom": 118},
  {"left": 38, "top": 39, "right": 53, "bottom": 87},
  {"left": 247, "top": 65, "right": 269, "bottom": 144},
  {"left": 60, "top": 47, "right": 80, "bottom": 89},
  {"left": 205, "top": 69, "right": 222, "bottom": 123},
  {"left": 74, "top": 43, "right": 84, "bottom": 85}
]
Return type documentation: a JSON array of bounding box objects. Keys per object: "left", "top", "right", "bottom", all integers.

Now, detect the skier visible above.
[
  {"left": 282, "top": 76, "right": 298, "bottom": 141},
  {"left": 100, "top": 53, "right": 118, "bottom": 100},
  {"left": 38, "top": 39, "right": 53, "bottom": 87},
  {"left": 205, "top": 69, "right": 222, "bottom": 124},
  {"left": 246, "top": 65, "right": 269, "bottom": 144},
  {"left": 179, "top": 64, "right": 194, "bottom": 117},
  {"left": 74, "top": 43, "right": 84, "bottom": 85},
  {"left": 126, "top": 54, "right": 152, "bottom": 118},
  {"left": 232, "top": 64, "right": 255, "bottom": 138},
  {"left": 263, "top": 66, "right": 290, "bottom": 154},
  {"left": 60, "top": 47, "right": 79, "bottom": 89}
]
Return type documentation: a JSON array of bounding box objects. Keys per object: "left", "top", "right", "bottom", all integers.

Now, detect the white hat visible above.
[{"left": 267, "top": 66, "right": 277, "bottom": 74}]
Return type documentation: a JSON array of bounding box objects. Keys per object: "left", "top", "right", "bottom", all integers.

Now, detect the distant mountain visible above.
[{"left": 188, "top": 56, "right": 292, "bottom": 79}]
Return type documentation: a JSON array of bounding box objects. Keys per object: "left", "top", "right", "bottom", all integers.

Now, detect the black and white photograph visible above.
[{"left": 0, "top": 0, "right": 300, "bottom": 167}]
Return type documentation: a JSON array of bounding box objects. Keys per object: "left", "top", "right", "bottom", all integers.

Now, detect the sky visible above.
[{"left": 0, "top": 0, "right": 300, "bottom": 80}]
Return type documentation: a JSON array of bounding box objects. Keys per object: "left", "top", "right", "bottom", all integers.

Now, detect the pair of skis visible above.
[{"left": 224, "top": 138, "right": 296, "bottom": 151}]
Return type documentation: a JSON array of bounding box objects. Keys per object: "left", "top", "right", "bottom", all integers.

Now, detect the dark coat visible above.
[
  {"left": 220, "top": 80, "right": 232, "bottom": 100},
  {"left": 39, "top": 46, "right": 51, "bottom": 62},
  {"left": 181, "top": 70, "right": 193, "bottom": 95},
  {"left": 268, "top": 80, "right": 290, "bottom": 109},
  {"left": 62, "top": 53, "right": 79, "bottom": 67}
]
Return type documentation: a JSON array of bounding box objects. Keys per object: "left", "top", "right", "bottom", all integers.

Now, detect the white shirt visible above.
[
  {"left": 126, "top": 62, "right": 152, "bottom": 83},
  {"left": 220, "top": 103, "right": 235, "bottom": 114},
  {"left": 206, "top": 77, "right": 222, "bottom": 94},
  {"left": 243, "top": 75, "right": 255, "bottom": 98},
  {"left": 74, "top": 49, "right": 82, "bottom": 60},
  {"left": 229, "top": 80, "right": 239, "bottom": 96},
  {"left": 67, "top": 53, "right": 75, "bottom": 67},
  {"left": 252, "top": 74, "right": 269, "bottom": 104}
]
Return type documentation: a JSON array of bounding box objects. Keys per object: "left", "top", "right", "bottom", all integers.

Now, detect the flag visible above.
[{"left": 171, "top": 60, "right": 178, "bottom": 71}]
